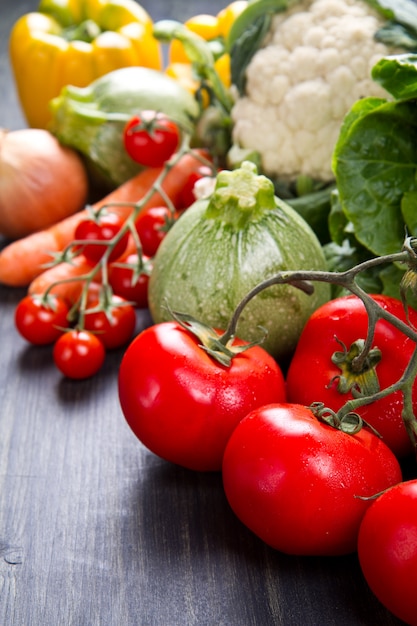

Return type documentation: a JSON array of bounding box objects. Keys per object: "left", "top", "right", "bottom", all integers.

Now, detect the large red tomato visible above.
[
  {"left": 286, "top": 295, "right": 417, "bottom": 458},
  {"left": 358, "top": 479, "right": 417, "bottom": 626},
  {"left": 222, "top": 403, "right": 402, "bottom": 556},
  {"left": 118, "top": 321, "right": 286, "bottom": 471}
]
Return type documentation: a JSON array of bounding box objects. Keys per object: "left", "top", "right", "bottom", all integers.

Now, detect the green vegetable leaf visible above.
[
  {"left": 363, "top": 0, "right": 417, "bottom": 31},
  {"left": 401, "top": 190, "right": 417, "bottom": 235},
  {"left": 333, "top": 97, "right": 417, "bottom": 257},
  {"left": 374, "top": 23, "right": 417, "bottom": 51},
  {"left": 227, "top": 0, "right": 297, "bottom": 50},
  {"left": 287, "top": 186, "right": 333, "bottom": 244},
  {"left": 327, "top": 190, "right": 351, "bottom": 246},
  {"left": 228, "top": 0, "right": 300, "bottom": 94},
  {"left": 363, "top": 1, "right": 417, "bottom": 51},
  {"left": 372, "top": 54, "right": 417, "bottom": 99},
  {"left": 230, "top": 15, "right": 272, "bottom": 94}
]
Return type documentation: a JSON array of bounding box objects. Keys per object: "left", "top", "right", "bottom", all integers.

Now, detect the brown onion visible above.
[{"left": 0, "top": 128, "right": 89, "bottom": 240}]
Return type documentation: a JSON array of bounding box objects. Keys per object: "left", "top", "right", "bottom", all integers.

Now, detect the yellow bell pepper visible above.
[
  {"left": 216, "top": 0, "right": 248, "bottom": 38},
  {"left": 165, "top": 1, "right": 247, "bottom": 98},
  {"left": 9, "top": 0, "right": 163, "bottom": 129},
  {"left": 168, "top": 14, "right": 221, "bottom": 65}
]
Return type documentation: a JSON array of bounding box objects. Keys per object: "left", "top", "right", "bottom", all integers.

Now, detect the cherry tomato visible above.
[
  {"left": 84, "top": 296, "right": 137, "bottom": 350},
  {"left": 178, "top": 165, "right": 215, "bottom": 209},
  {"left": 109, "top": 254, "right": 151, "bottom": 308},
  {"left": 123, "top": 111, "right": 180, "bottom": 168},
  {"left": 118, "top": 321, "right": 287, "bottom": 471},
  {"left": 286, "top": 295, "right": 417, "bottom": 458},
  {"left": 135, "top": 206, "right": 177, "bottom": 257},
  {"left": 74, "top": 212, "right": 129, "bottom": 263},
  {"left": 358, "top": 479, "right": 417, "bottom": 626},
  {"left": 53, "top": 329, "right": 106, "bottom": 379},
  {"left": 222, "top": 403, "right": 402, "bottom": 556},
  {"left": 15, "top": 294, "right": 69, "bottom": 345}
]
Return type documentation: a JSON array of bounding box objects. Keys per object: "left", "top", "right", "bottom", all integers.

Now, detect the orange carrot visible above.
[
  {"left": 28, "top": 255, "right": 100, "bottom": 305},
  {"left": 28, "top": 235, "right": 145, "bottom": 304},
  {"left": 0, "top": 151, "right": 207, "bottom": 287}
]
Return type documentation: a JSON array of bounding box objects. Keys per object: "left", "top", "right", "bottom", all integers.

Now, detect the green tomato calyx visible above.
[
  {"left": 310, "top": 402, "right": 381, "bottom": 438},
  {"left": 204, "top": 161, "right": 277, "bottom": 230},
  {"left": 329, "top": 338, "right": 382, "bottom": 398},
  {"left": 165, "top": 302, "right": 265, "bottom": 367}
]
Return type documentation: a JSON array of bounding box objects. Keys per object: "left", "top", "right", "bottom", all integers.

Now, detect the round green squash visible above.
[{"left": 148, "top": 162, "right": 330, "bottom": 363}]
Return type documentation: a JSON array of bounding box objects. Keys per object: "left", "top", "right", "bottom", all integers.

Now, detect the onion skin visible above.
[{"left": 0, "top": 128, "right": 89, "bottom": 240}]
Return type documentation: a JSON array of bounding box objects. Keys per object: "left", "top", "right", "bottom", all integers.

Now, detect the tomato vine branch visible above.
[{"left": 219, "top": 237, "right": 417, "bottom": 453}]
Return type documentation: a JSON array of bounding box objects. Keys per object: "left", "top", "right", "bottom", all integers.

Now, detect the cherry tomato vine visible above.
[{"left": 14, "top": 120, "right": 216, "bottom": 379}]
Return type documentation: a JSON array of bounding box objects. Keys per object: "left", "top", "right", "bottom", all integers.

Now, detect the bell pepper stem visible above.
[{"left": 153, "top": 19, "right": 234, "bottom": 114}]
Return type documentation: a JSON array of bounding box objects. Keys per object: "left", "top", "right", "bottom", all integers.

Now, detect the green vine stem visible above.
[
  {"left": 220, "top": 248, "right": 417, "bottom": 347},
  {"left": 219, "top": 238, "right": 417, "bottom": 453}
]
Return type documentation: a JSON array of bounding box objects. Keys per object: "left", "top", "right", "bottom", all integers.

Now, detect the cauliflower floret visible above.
[{"left": 231, "top": 0, "right": 397, "bottom": 182}]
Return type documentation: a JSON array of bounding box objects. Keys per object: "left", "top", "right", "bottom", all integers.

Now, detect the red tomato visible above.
[
  {"left": 53, "top": 329, "right": 106, "bottom": 379},
  {"left": 135, "top": 206, "right": 177, "bottom": 257},
  {"left": 286, "top": 295, "right": 417, "bottom": 458},
  {"left": 109, "top": 254, "right": 151, "bottom": 308},
  {"left": 358, "top": 479, "right": 417, "bottom": 626},
  {"left": 123, "top": 111, "right": 180, "bottom": 168},
  {"left": 15, "top": 294, "right": 69, "bottom": 345},
  {"left": 84, "top": 296, "right": 137, "bottom": 350},
  {"left": 118, "top": 321, "right": 287, "bottom": 471},
  {"left": 222, "top": 403, "right": 402, "bottom": 556},
  {"left": 178, "top": 165, "right": 215, "bottom": 209},
  {"left": 74, "top": 212, "right": 129, "bottom": 263}
]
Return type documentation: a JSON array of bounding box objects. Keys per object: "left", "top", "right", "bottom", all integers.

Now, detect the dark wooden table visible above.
[{"left": 0, "top": 1, "right": 411, "bottom": 624}]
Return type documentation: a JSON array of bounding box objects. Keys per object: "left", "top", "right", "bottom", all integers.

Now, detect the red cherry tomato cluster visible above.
[
  {"left": 14, "top": 123, "right": 217, "bottom": 381},
  {"left": 15, "top": 290, "right": 137, "bottom": 379}
]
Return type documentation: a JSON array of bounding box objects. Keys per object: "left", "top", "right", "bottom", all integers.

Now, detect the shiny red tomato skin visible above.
[
  {"left": 15, "top": 295, "right": 69, "bottom": 345},
  {"left": 222, "top": 403, "right": 402, "bottom": 556},
  {"left": 123, "top": 112, "right": 180, "bottom": 168},
  {"left": 84, "top": 296, "right": 137, "bottom": 350},
  {"left": 358, "top": 480, "right": 417, "bottom": 626},
  {"left": 53, "top": 330, "right": 106, "bottom": 379},
  {"left": 74, "top": 212, "right": 129, "bottom": 263},
  {"left": 286, "top": 295, "right": 417, "bottom": 458},
  {"left": 108, "top": 254, "right": 151, "bottom": 308},
  {"left": 118, "top": 321, "right": 287, "bottom": 471},
  {"left": 135, "top": 206, "right": 176, "bottom": 257}
]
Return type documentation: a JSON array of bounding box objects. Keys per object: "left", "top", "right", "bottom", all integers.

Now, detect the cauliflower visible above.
[{"left": 231, "top": 0, "right": 397, "bottom": 182}]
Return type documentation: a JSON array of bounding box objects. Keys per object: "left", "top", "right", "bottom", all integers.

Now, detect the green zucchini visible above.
[
  {"left": 49, "top": 67, "right": 200, "bottom": 188},
  {"left": 148, "top": 162, "right": 330, "bottom": 364}
]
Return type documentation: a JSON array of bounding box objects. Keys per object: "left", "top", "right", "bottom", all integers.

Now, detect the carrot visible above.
[
  {"left": 28, "top": 255, "right": 100, "bottom": 305},
  {"left": 28, "top": 235, "right": 141, "bottom": 303},
  {"left": 0, "top": 151, "right": 207, "bottom": 287}
]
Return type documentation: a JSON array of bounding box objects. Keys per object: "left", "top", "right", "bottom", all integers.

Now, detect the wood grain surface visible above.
[{"left": 0, "top": 1, "right": 409, "bottom": 624}]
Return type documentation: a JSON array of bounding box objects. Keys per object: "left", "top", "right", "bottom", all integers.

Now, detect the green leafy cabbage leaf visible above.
[{"left": 332, "top": 54, "right": 417, "bottom": 303}]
